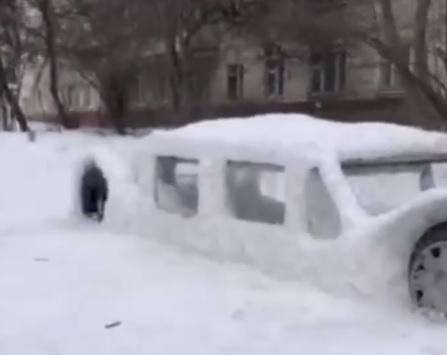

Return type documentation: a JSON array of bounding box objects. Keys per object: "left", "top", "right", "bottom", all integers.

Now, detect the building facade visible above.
[{"left": 19, "top": 0, "right": 443, "bottom": 129}]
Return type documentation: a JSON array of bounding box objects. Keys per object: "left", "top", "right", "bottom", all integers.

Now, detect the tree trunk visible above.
[
  {"left": 168, "top": 38, "right": 194, "bottom": 124},
  {"left": 108, "top": 94, "right": 127, "bottom": 135},
  {"left": 411, "top": 0, "right": 437, "bottom": 125},
  {"left": 39, "top": 0, "right": 70, "bottom": 128},
  {"left": 0, "top": 59, "right": 28, "bottom": 132},
  {"left": 100, "top": 75, "right": 127, "bottom": 135},
  {"left": 168, "top": 40, "right": 184, "bottom": 116},
  {"left": 367, "top": 37, "right": 447, "bottom": 123},
  {"left": 372, "top": 0, "right": 444, "bottom": 126},
  {"left": 379, "top": 0, "right": 400, "bottom": 46},
  {"left": 414, "top": 0, "right": 431, "bottom": 78}
]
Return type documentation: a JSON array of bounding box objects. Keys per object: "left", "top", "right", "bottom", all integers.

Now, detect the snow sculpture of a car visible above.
[{"left": 75, "top": 114, "right": 447, "bottom": 314}]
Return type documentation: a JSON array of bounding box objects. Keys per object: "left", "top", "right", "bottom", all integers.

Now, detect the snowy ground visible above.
[{"left": 1, "top": 131, "right": 447, "bottom": 355}]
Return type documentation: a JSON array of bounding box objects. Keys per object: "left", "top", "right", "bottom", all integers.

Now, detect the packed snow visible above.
[
  {"left": 89, "top": 114, "right": 447, "bottom": 308},
  {"left": 154, "top": 113, "right": 447, "bottom": 161},
  {"left": 2, "top": 115, "right": 447, "bottom": 354}
]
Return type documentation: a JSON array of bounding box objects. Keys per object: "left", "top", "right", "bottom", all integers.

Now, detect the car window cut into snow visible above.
[
  {"left": 304, "top": 168, "right": 341, "bottom": 239},
  {"left": 154, "top": 156, "right": 199, "bottom": 217},
  {"left": 225, "top": 161, "right": 285, "bottom": 225},
  {"left": 344, "top": 164, "right": 429, "bottom": 216}
]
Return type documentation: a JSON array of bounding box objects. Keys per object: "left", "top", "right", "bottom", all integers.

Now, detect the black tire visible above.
[
  {"left": 80, "top": 162, "right": 108, "bottom": 222},
  {"left": 409, "top": 222, "right": 447, "bottom": 314}
]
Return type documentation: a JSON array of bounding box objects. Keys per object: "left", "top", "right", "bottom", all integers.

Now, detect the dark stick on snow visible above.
[{"left": 105, "top": 321, "right": 122, "bottom": 329}]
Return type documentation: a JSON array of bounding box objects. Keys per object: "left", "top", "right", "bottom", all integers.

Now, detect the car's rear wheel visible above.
[
  {"left": 409, "top": 223, "right": 447, "bottom": 314},
  {"left": 80, "top": 162, "right": 108, "bottom": 222}
]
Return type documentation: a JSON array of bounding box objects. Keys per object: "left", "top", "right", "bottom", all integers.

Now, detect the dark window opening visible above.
[
  {"left": 227, "top": 64, "right": 244, "bottom": 100},
  {"left": 310, "top": 46, "right": 346, "bottom": 94},
  {"left": 265, "top": 57, "right": 285, "bottom": 98}
]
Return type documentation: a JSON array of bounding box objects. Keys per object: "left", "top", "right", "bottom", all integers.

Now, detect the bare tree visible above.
[
  {"left": 257, "top": 0, "right": 447, "bottom": 127},
  {"left": 0, "top": 0, "right": 31, "bottom": 132},
  {"left": 52, "top": 0, "right": 257, "bottom": 130},
  {"left": 149, "top": 0, "right": 264, "bottom": 120},
  {"left": 55, "top": 0, "right": 160, "bottom": 133},
  {"left": 361, "top": 0, "right": 447, "bottom": 126},
  {"left": 27, "top": 0, "right": 72, "bottom": 128}
]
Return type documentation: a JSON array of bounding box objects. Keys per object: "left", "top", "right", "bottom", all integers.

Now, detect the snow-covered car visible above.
[{"left": 74, "top": 114, "right": 447, "bottom": 314}]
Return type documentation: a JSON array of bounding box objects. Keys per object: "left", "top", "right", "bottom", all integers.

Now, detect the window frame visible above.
[
  {"left": 227, "top": 63, "right": 244, "bottom": 101},
  {"left": 265, "top": 57, "right": 285, "bottom": 98},
  {"left": 309, "top": 46, "right": 346, "bottom": 95},
  {"left": 378, "top": 44, "right": 411, "bottom": 91},
  {"left": 153, "top": 155, "right": 201, "bottom": 217},
  {"left": 224, "top": 160, "right": 287, "bottom": 226}
]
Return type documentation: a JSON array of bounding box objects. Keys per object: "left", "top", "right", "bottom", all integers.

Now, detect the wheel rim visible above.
[{"left": 410, "top": 241, "right": 447, "bottom": 313}]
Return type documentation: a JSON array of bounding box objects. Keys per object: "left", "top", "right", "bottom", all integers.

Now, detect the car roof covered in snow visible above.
[{"left": 148, "top": 114, "right": 447, "bottom": 164}]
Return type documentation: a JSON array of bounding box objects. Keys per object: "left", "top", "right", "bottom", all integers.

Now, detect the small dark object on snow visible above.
[
  {"left": 34, "top": 257, "right": 49, "bottom": 262},
  {"left": 80, "top": 162, "right": 108, "bottom": 222},
  {"left": 105, "top": 321, "right": 122, "bottom": 329},
  {"left": 27, "top": 130, "right": 36, "bottom": 142}
]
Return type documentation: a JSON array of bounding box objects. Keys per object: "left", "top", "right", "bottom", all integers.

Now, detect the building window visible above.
[
  {"left": 227, "top": 64, "right": 244, "bottom": 100},
  {"left": 310, "top": 46, "right": 346, "bottom": 94},
  {"left": 265, "top": 57, "right": 285, "bottom": 98},
  {"left": 380, "top": 61, "right": 397, "bottom": 88},
  {"left": 264, "top": 44, "right": 285, "bottom": 98},
  {"left": 379, "top": 45, "right": 410, "bottom": 90}
]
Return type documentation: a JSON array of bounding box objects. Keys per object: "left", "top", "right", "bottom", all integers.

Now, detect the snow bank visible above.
[
  {"left": 4, "top": 227, "right": 447, "bottom": 355},
  {"left": 0, "top": 132, "right": 83, "bottom": 231},
  {"left": 4, "top": 128, "right": 447, "bottom": 354},
  {"left": 0, "top": 131, "right": 142, "bottom": 232}
]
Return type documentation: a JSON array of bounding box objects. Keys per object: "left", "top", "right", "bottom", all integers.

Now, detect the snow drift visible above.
[{"left": 4, "top": 121, "right": 447, "bottom": 355}]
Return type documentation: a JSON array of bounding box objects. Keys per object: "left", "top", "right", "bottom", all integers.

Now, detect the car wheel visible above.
[
  {"left": 409, "top": 223, "right": 447, "bottom": 314},
  {"left": 80, "top": 162, "right": 108, "bottom": 222}
]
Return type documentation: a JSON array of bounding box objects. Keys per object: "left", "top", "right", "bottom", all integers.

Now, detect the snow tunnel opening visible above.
[{"left": 80, "top": 161, "right": 108, "bottom": 222}]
